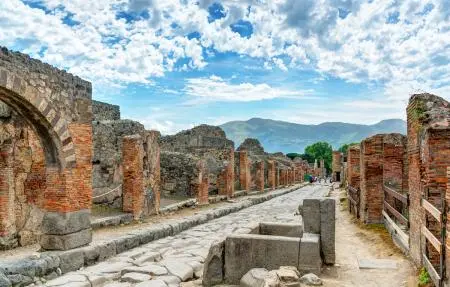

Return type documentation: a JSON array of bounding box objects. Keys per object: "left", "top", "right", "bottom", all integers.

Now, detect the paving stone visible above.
[
  {"left": 135, "top": 252, "right": 162, "bottom": 265},
  {"left": 121, "top": 265, "right": 168, "bottom": 276},
  {"left": 135, "top": 279, "right": 168, "bottom": 287},
  {"left": 157, "top": 275, "right": 182, "bottom": 285},
  {"left": 358, "top": 259, "right": 398, "bottom": 270},
  {"left": 45, "top": 274, "right": 88, "bottom": 286},
  {"left": 162, "top": 261, "right": 194, "bottom": 281},
  {"left": 121, "top": 272, "right": 151, "bottom": 283}
]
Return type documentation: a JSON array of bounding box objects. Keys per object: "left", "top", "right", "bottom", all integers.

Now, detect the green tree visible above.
[
  {"left": 286, "top": 153, "right": 301, "bottom": 160},
  {"left": 299, "top": 153, "right": 315, "bottom": 164},
  {"left": 304, "top": 141, "right": 333, "bottom": 172},
  {"left": 338, "top": 142, "right": 360, "bottom": 156}
]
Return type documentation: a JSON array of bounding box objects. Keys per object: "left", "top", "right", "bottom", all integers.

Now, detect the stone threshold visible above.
[{"left": 0, "top": 183, "right": 307, "bottom": 285}]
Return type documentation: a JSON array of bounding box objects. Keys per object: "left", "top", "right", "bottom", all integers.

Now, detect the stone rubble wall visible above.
[{"left": 92, "top": 100, "right": 120, "bottom": 121}]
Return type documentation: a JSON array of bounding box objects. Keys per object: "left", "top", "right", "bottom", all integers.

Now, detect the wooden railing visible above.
[
  {"left": 347, "top": 185, "right": 360, "bottom": 217},
  {"left": 421, "top": 197, "right": 445, "bottom": 287},
  {"left": 383, "top": 185, "right": 409, "bottom": 227}
]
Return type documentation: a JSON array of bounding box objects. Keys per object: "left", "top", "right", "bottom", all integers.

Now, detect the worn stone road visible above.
[{"left": 43, "top": 184, "right": 330, "bottom": 287}]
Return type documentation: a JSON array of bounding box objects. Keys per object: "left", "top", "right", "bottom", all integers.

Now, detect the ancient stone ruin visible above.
[
  {"left": 0, "top": 47, "right": 311, "bottom": 254},
  {"left": 338, "top": 93, "right": 450, "bottom": 286}
]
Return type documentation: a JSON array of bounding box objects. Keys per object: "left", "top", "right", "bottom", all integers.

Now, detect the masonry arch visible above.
[
  {"left": 0, "top": 86, "right": 65, "bottom": 168},
  {"left": 0, "top": 47, "right": 93, "bottom": 250}
]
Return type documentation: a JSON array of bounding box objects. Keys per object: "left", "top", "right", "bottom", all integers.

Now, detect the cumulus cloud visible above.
[
  {"left": 0, "top": 0, "right": 448, "bottom": 103},
  {"left": 183, "top": 76, "right": 312, "bottom": 103}
]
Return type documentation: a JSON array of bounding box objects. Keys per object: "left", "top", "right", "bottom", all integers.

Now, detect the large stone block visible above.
[
  {"left": 40, "top": 228, "right": 92, "bottom": 251},
  {"left": 320, "top": 198, "right": 335, "bottom": 264},
  {"left": 224, "top": 234, "right": 300, "bottom": 285},
  {"left": 203, "top": 240, "right": 225, "bottom": 286},
  {"left": 41, "top": 210, "right": 91, "bottom": 235},
  {"left": 298, "top": 233, "right": 321, "bottom": 275},
  {"left": 302, "top": 199, "right": 321, "bottom": 234},
  {"left": 259, "top": 222, "right": 303, "bottom": 238}
]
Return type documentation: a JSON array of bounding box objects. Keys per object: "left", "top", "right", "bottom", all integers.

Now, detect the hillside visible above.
[{"left": 220, "top": 118, "right": 407, "bottom": 153}]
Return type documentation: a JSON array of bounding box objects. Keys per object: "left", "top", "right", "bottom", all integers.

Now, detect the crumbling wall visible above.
[
  {"left": 160, "top": 151, "right": 203, "bottom": 198},
  {"left": 92, "top": 100, "right": 120, "bottom": 121},
  {"left": 160, "top": 125, "right": 234, "bottom": 194},
  {"left": 0, "top": 102, "right": 46, "bottom": 249},
  {"left": 92, "top": 119, "right": 145, "bottom": 208},
  {"left": 359, "top": 135, "right": 384, "bottom": 224},
  {"left": 347, "top": 145, "right": 360, "bottom": 189},
  {"left": 407, "top": 93, "right": 450, "bottom": 274},
  {"left": 332, "top": 151, "right": 342, "bottom": 181}
]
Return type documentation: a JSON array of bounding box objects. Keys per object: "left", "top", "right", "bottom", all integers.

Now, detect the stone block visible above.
[
  {"left": 41, "top": 210, "right": 91, "bottom": 235},
  {"left": 298, "top": 233, "right": 321, "bottom": 275},
  {"left": 224, "top": 234, "right": 300, "bottom": 285},
  {"left": 58, "top": 249, "right": 85, "bottom": 273},
  {"left": 202, "top": 240, "right": 225, "bottom": 287},
  {"left": 302, "top": 199, "right": 321, "bottom": 234},
  {"left": 259, "top": 222, "right": 303, "bottom": 238},
  {"left": 40, "top": 228, "right": 92, "bottom": 251},
  {"left": 240, "top": 268, "right": 279, "bottom": 287},
  {"left": 319, "top": 198, "right": 335, "bottom": 264}
]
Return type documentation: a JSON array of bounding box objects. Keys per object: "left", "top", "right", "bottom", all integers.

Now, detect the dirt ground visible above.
[{"left": 321, "top": 187, "right": 418, "bottom": 287}]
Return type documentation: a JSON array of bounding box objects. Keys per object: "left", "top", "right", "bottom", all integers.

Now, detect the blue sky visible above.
[{"left": 0, "top": 0, "right": 449, "bottom": 134}]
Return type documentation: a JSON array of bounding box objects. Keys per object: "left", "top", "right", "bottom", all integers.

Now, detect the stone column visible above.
[
  {"left": 219, "top": 148, "right": 235, "bottom": 198},
  {"left": 197, "top": 161, "right": 209, "bottom": 205},
  {"left": 143, "top": 130, "right": 161, "bottom": 215},
  {"left": 239, "top": 151, "right": 250, "bottom": 191},
  {"left": 122, "top": 135, "right": 145, "bottom": 220},
  {"left": 268, "top": 160, "right": 276, "bottom": 189},
  {"left": 256, "top": 161, "right": 264, "bottom": 192}
]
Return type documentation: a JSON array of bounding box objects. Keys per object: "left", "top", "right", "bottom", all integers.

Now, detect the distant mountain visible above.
[{"left": 220, "top": 118, "right": 407, "bottom": 153}]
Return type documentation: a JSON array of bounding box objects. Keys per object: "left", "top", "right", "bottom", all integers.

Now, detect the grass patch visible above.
[{"left": 418, "top": 267, "right": 431, "bottom": 286}]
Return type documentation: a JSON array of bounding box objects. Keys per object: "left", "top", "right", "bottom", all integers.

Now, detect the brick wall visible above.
[
  {"left": 143, "top": 130, "right": 161, "bottom": 215},
  {"left": 347, "top": 145, "right": 360, "bottom": 189},
  {"left": 255, "top": 161, "right": 264, "bottom": 192},
  {"left": 196, "top": 160, "right": 209, "bottom": 205},
  {"left": 268, "top": 160, "right": 276, "bottom": 189},
  {"left": 122, "top": 135, "right": 144, "bottom": 219},
  {"left": 332, "top": 151, "right": 342, "bottom": 181},
  {"left": 239, "top": 151, "right": 250, "bottom": 191},
  {"left": 360, "top": 135, "right": 384, "bottom": 224}
]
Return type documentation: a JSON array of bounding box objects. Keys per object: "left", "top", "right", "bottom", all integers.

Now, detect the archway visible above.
[{"left": 0, "top": 47, "right": 93, "bottom": 250}]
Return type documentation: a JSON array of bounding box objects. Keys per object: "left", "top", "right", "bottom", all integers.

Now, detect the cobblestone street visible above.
[{"left": 43, "top": 184, "right": 330, "bottom": 287}]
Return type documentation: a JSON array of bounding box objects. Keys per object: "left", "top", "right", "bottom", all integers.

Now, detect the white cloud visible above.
[
  {"left": 183, "top": 76, "right": 312, "bottom": 102},
  {"left": 0, "top": 0, "right": 448, "bottom": 103}
]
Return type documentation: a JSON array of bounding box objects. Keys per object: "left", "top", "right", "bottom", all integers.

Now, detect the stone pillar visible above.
[
  {"left": 0, "top": 141, "right": 16, "bottom": 248},
  {"left": 280, "top": 169, "right": 286, "bottom": 186},
  {"left": 197, "top": 161, "right": 209, "bottom": 205},
  {"left": 359, "top": 135, "right": 384, "bottom": 224},
  {"left": 332, "top": 151, "right": 342, "bottom": 182},
  {"left": 239, "top": 151, "right": 250, "bottom": 191},
  {"left": 219, "top": 148, "right": 235, "bottom": 198},
  {"left": 268, "top": 160, "right": 276, "bottom": 190},
  {"left": 347, "top": 145, "right": 361, "bottom": 189},
  {"left": 383, "top": 134, "right": 407, "bottom": 213},
  {"left": 122, "top": 135, "right": 145, "bottom": 220},
  {"left": 40, "top": 123, "right": 93, "bottom": 251},
  {"left": 143, "top": 130, "right": 161, "bottom": 215},
  {"left": 407, "top": 94, "right": 450, "bottom": 269},
  {"left": 255, "top": 161, "right": 264, "bottom": 192}
]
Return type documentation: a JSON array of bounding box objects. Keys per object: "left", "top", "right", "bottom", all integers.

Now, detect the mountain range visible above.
[{"left": 220, "top": 118, "right": 407, "bottom": 153}]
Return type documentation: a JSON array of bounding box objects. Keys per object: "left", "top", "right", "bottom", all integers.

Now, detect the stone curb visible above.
[{"left": 0, "top": 183, "right": 307, "bottom": 286}]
